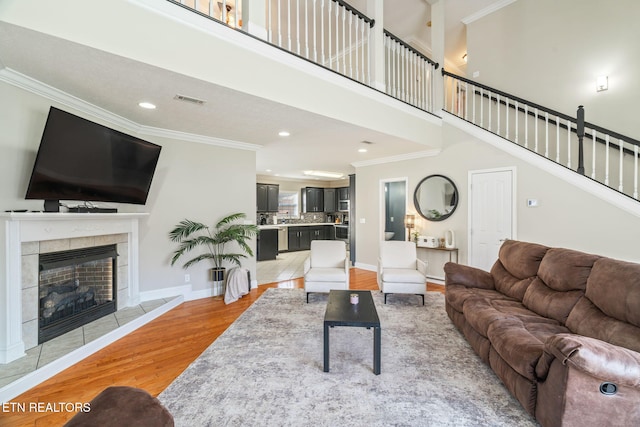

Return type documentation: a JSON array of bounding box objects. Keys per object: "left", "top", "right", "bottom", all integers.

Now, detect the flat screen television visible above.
[{"left": 25, "top": 107, "right": 162, "bottom": 212}]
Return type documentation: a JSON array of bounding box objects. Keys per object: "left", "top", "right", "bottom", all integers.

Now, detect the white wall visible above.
[
  {"left": 355, "top": 121, "right": 640, "bottom": 272},
  {"left": 0, "top": 81, "right": 257, "bottom": 296},
  {"left": 466, "top": 0, "right": 640, "bottom": 139}
]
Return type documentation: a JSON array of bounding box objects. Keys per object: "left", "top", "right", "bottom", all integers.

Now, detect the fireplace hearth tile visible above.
[
  {"left": 39, "top": 328, "right": 84, "bottom": 367},
  {"left": 115, "top": 306, "right": 146, "bottom": 325},
  {"left": 84, "top": 314, "right": 119, "bottom": 343},
  {"left": 140, "top": 299, "right": 167, "bottom": 312},
  {"left": 0, "top": 346, "right": 41, "bottom": 384}
]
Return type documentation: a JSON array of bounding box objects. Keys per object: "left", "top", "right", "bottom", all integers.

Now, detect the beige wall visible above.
[
  {"left": 0, "top": 81, "right": 257, "bottom": 295},
  {"left": 466, "top": 0, "right": 640, "bottom": 138},
  {"left": 355, "top": 121, "right": 640, "bottom": 272}
]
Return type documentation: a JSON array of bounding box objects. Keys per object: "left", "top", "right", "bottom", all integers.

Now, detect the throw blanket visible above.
[{"left": 224, "top": 267, "right": 249, "bottom": 304}]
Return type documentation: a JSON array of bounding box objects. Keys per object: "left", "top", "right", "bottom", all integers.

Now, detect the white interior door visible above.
[{"left": 469, "top": 168, "right": 515, "bottom": 271}]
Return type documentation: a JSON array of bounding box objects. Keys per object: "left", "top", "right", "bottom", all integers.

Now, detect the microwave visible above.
[{"left": 338, "top": 200, "right": 349, "bottom": 212}]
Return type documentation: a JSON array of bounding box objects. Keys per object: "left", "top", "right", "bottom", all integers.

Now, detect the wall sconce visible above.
[
  {"left": 462, "top": 53, "right": 468, "bottom": 63},
  {"left": 596, "top": 75, "right": 608, "bottom": 92},
  {"left": 404, "top": 214, "right": 415, "bottom": 241}
]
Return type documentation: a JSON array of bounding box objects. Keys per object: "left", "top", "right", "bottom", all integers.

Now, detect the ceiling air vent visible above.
[{"left": 174, "top": 94, "right": 206, "bottom": 105}]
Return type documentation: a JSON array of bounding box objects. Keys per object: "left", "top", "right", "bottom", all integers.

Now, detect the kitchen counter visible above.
[{"left": 258, "top": 222, "right": 345, "bottom": 229}]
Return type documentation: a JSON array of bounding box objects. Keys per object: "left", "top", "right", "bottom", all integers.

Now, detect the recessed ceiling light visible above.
[
  {"left": 138, "top": 102, "right": 156, "bottom": 109},
  {"left": 358, "top": 148, "right": 368, "bottom": 153},
  {"left": 266, "top": 169, "right": 272, "bottom": 172},
  {"left": 278, "top": 131, "right": 290, "bottom": 137}
]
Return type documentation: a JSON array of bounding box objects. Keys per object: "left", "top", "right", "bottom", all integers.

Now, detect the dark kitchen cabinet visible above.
[
  {"left": 302, "top": 187, "right": 324, "bottom": 213},
  {"left": 338, "top": 187, "right": 349, "bottom": 202},
  {"left": 288, "top": 227, "right": 312, "bottom": 251},
  {"left": 257, "top": 184, "right": 279, "bottom": 212},
  {"left": 288, "top": 225, "right": 334, "bottom": 251},
  {"left": 311, "top": 225, "right": 334, "bottom": 241},
  {"left": 257, "top": 228, "right": 278, "bottom": 261},
  {"left": 323, "top": 188, "right": 337, "bottom": 212}
]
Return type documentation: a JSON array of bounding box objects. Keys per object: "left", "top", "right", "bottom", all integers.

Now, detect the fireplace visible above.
[{"left": 38, "top": 245, "right": 118, "bottom": 344}]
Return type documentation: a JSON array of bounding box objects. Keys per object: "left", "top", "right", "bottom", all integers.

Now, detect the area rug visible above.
[{"left": 159, "top": 289, "right": 538, "bottom": 426}]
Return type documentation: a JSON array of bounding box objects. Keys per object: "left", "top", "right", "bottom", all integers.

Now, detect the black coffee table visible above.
[{"left": 323, "top": 290, "right": 381, "bottom": 375}]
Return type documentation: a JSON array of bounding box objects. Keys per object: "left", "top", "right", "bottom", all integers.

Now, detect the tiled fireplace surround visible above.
[{"left": 0, "top": 213, "right": 145, "bottom": 364}]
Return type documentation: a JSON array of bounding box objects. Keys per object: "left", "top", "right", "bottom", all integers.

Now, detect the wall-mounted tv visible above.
[{"left": 25, "top": 107, "right": 162, "bottom": 212}]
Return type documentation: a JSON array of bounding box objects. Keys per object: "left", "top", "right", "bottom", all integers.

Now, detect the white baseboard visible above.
[
  {"left": 140, "top": 284, "right": 192, "bottom": 302},
  {"left": 0, "top": 296, "right": 183, "bottom": 402},
  {"left": 355, "top": 262, "right": 376, "bottom": 272}
]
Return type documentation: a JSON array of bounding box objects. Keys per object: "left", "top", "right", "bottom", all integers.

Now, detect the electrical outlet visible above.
[{"left": 185, "top": 274, "right": 190, "bottom": 283}]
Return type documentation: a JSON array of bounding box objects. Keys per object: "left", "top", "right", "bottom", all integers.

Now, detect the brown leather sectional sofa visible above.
[{"left": 444, "top": 240, "right": 640, "bottom": 427}]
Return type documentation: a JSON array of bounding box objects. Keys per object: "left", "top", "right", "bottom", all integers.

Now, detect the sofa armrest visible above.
[
  {"left": 343, "top": 257, "right": 350, "bottom": 281},
  {"left": 417, "top": 259, "right": 427, "bottom": 277},
  {"left": 542, "top": 333, "right": 640, "bottom": 387},
  {"left": 443, "top": 262, "right": 495, "bottom": 290}
]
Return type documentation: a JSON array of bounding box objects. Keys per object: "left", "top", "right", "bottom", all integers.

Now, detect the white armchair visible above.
[
  {"left": 377, "top": 241, "right": 427, "bottom": 305},
  {"left": 304, "top": 240, "right": 349, "bottom": 303}
]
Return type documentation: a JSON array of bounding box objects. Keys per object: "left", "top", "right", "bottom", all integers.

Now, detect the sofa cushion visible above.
[
  {"left": 379, "top": 241, "right": 417, "bottom": 269},
  {"left": 310, "top": 240, "right": 347, "bottom": 268},
  {"left": 381, "top": 268, "right": 424, "bottom": 284},
  {"left": 564, "top": 257, "right": 640, "bottom": 354},
  {"left": 585, "top": 257, "right": 640, "bottom": 327},
  {"left": 464, "top": 297, "right": 558, "bottom": 338},
  {"left": 445, "top": 284, "right": 510, "bottom": 313},
  {"left": 521, "top": 248, "right": 600, "bottom": 325},
  {"left": 487, "top": 317, "right": 570, "bottom": 381},
  {"left": 305, "top": 267, "right": 347, "bottom": 282},
  {"left": 491, "top": 262, "right": 536, "bottom": 301},
  {"left": 494, "top": 240, "right": 549, "bottom": 280},
  {"left": 523, "top": 278, "right": 584, "bottom": 325},
  {"left": 537, "top": 248, "right": 600, "bottom": 292},
  {"left": 566, "top": 297, "right": 640, "bottom": 354}
]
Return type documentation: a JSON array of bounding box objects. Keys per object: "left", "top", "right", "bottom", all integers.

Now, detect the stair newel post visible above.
[{"left": 576, "top": 105, "right": 585, "bottom": 175}]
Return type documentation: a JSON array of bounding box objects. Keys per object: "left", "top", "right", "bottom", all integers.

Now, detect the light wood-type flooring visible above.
[{"left": 1, "top": 268, "right": 444, "bottom": 426}]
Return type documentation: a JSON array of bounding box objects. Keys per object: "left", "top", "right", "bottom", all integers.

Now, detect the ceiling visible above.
[{"left": 0, "top": 0, "right": 503, "bottom": 182}]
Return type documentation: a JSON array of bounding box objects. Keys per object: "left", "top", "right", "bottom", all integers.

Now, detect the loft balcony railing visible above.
[
  {"left": 443, "top": 70, "right": 640, "bottom": 201},
  {"left": 267, "top": 0, "right": 374, "bottom": 86},
  {"left": 167, "top": 0, "right": 439, "bottom": 113}
]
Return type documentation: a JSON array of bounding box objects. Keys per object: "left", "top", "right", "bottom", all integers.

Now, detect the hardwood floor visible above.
[{"left": 0, "top": 268, "right": 444, "bottom": 426}]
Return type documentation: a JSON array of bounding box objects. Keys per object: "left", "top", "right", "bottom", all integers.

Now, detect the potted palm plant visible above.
[{"left": 169, "top": 212, "right": 259, "bottom": 284}]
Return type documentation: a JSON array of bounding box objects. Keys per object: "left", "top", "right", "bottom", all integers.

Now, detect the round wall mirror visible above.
[{"left": 413, "top": 175, "right": 459, "bottom": 221}]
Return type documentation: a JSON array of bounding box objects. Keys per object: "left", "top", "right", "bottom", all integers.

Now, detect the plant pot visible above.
[{"left": 210, "top": 267, "right": 226, "bottom": 282}]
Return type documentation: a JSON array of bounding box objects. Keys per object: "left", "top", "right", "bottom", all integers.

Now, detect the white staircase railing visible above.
[
  {"left": 443, "top": 70, "right": 640, "bottom": 202},
  {"left": 384, "top": 30, "right": 437, "bottom": 113},
  {"left": 266, "top": 0, "right": 374, "bottom": 87}
]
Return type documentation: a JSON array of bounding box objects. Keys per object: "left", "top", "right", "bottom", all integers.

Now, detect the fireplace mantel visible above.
[{"left": 0, "top": 212, "right": 147, "bottom": 363}]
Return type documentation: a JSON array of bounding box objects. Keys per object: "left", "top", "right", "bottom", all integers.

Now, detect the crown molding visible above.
[
  {"left": 352, "top": 149, "right": 441, "bottom": 168},
  {"left": 0, "top": 67, "right": 261, "bottom": 152},
  {"left": 461, "top": 0, "right": 518, "bottom": 25}
]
